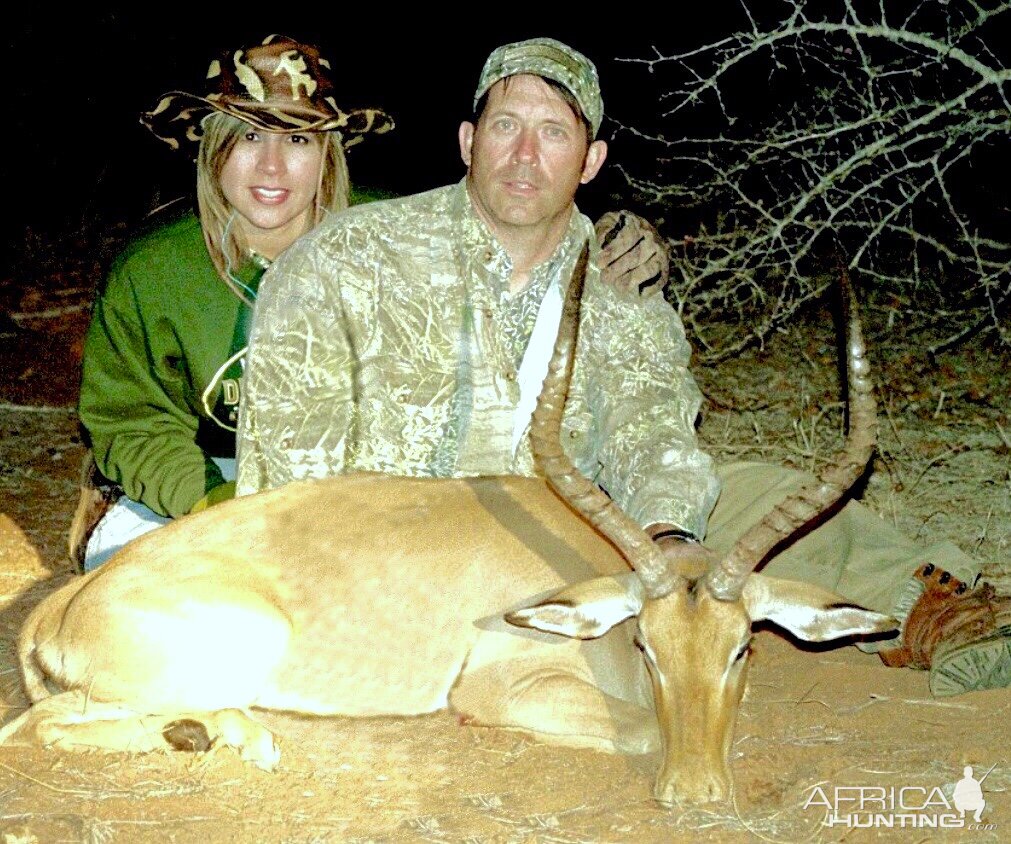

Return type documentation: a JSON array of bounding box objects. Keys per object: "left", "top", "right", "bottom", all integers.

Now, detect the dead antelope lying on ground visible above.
[{"left": 0, "top": 250, "right": 896, "bottom": 804}]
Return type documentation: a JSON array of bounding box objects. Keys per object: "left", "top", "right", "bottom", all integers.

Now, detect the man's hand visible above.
[
  {"left": 594, "top": 211, "right": 669, "bottom": 296},
  {"left": 646, "top": 523, "right": 718, "bottom": 581}
]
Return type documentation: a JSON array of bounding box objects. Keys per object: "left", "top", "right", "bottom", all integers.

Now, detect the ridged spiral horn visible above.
[
  {"left": 529, "top": 242, "right": 683, "bottom": 599},
  {"left": 705, "top": 268, "right": 877, "bottom": 601}
]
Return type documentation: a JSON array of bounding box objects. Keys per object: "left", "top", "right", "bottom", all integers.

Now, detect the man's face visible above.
[{"left": 459, "top": 75, "right": 607, "bottom": 239}]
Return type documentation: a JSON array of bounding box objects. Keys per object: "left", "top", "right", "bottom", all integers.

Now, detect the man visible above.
[
  {"left": 237, "top": 38, "right": 721, "bottom": 550},
  {"left": 237, "top": 38, "right": 1009, "bottom": 696}
]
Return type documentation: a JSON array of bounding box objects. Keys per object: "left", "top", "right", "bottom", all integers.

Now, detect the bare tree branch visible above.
[{"left": 616, "top": 0, "right": 1010, "bottom": 360}]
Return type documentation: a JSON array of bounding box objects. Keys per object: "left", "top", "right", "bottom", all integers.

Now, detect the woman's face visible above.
[{"left": 219, "top": 125, "right": 325, "bottom": 258}]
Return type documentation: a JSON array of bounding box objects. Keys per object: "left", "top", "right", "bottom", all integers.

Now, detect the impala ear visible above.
[
  {"left": 505, "top": 573, "right": 646, "bottom": 640},
  {"left": 743, "top": 574, "right": 900, "bottom": 642}
]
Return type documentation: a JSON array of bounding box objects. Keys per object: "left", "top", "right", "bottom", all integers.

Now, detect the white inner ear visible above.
[
  {"left": 743, "top": 574, "right": 899, "bottom": 642},
  {"left": 505, "top": 573, "right": 646, "bottom": 640}
]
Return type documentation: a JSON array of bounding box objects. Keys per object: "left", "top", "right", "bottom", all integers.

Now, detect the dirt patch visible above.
[{"left": 0, "top": 289, "right": 1008, "bottom": 841}]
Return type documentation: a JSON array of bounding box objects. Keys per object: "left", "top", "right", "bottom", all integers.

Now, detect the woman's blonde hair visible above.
[{"left": 196, "top": 112, "right": 351, "bottom": 305}]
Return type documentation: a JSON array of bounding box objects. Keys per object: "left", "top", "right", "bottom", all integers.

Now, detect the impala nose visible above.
[{"left": 654, "top": 767, "right": 732, "bottom": 805}]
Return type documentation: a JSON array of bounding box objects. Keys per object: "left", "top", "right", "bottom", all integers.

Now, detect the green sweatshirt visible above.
[{"left": 79, "top": 210, "right": 262, "bottom": 517}]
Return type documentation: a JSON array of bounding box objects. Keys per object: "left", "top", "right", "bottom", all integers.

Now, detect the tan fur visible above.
[{"left": 4, "top": 476, "right": 648, "bottom": 747}]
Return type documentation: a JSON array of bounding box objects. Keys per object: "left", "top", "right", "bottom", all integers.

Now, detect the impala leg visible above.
[
  {"left": 0, "top": 692, "right": 280, "bottom": 769},
  {"left": 451, "top": 667, "right": 659, "bottom": 754}
]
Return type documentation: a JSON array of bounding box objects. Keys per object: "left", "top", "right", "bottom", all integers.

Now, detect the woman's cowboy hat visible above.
[{"left": 141, "top": 34, "right": 394, "bottom": 152}]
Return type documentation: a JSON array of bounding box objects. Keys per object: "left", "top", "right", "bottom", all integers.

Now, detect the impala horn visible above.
[
  {"left": 705, "top": 267, "right": 877, "bottom": 601},
  {"left": 529, "top": 243, "right": 682, "bottom": 599}
]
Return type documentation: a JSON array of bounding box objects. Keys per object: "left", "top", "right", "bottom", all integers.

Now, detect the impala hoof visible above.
[{"left": 163, "top": 719, "right": 213, "bottom": 752}]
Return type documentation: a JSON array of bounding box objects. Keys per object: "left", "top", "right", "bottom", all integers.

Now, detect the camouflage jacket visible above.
[{"left": 236, "top": 181, "right": 720, "bottom": 536}]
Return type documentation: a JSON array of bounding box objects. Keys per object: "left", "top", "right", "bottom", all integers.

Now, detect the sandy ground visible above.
[{"left": 0, "top": 288, "right": 1008, "bottom": 842}]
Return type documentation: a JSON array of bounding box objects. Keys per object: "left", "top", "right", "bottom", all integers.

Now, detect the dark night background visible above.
[{"left": 5, "top": 11, "right": 743, "bottom": 267}]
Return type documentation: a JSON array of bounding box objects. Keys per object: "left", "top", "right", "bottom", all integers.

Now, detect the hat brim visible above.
[{"left": 141, "top": 91, "right": 394, "bottom": 152}]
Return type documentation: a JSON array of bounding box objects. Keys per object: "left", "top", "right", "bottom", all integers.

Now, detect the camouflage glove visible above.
[
  {"left": 190, "top": 481, "right": 236, "bottom": 514},
  {"left": 594, "top": 211, "right": 669, "bottom": 296}
]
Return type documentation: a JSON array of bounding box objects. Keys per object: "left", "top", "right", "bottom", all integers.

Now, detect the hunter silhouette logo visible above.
[
  {"left": 953, "top": 765, "right": 991, "bottom": 823},
  {"left": 804, "top": 762, "right": 999, "bottom": 830}
]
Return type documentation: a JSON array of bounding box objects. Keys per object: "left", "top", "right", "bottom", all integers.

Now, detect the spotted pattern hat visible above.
[
  {"left": 141, "top": 35, "right": 394, "bottom": 152},
  {"left": 474, "top": 37, "right": 603, "bottom": 137}
]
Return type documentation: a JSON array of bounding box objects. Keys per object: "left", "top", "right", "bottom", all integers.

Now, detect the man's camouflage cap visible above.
[
  {"left": 141, "top": 35, "right": 394, "bottom": 153},
  {"left": 474, "top": 37, "right": 603, "bottom": 137}
]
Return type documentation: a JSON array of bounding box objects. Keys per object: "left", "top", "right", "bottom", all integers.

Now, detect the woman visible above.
[
  {"left": 73, "top": 34, "right": 669, "bottom": 571},
  {"left": 75, "top": 35, "right": 394, "bottom": 570}
]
